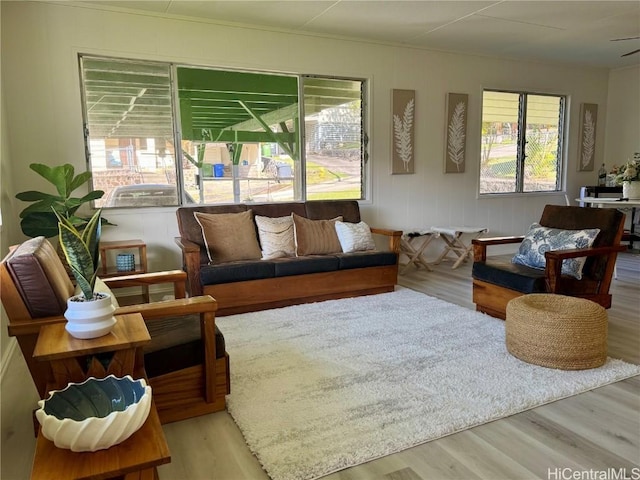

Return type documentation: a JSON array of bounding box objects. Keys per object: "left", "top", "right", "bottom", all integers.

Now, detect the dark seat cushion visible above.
[
  {"left": 272, "top": 255, "right": 340, "bottom": 277},
  {"left": 336, "top": 251, "right": 398, "bottom": 269},
  {"left": 472, "top": 258, "right": 547, "bottom": 294},
  {"left": 144, "top": 314, "right": 226, "bottom": 378},
  {"left": 200, "top": 260, "right": 275, "bottom": 286}
]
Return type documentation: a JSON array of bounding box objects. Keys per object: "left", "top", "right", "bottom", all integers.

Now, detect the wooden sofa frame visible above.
[{"left": 175, "top": 227, "right": 402, "bottom": 316}]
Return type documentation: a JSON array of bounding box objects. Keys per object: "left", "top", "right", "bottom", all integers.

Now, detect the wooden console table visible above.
[{"left": 31, "top": 314, "right": 171, "bottom": 480}]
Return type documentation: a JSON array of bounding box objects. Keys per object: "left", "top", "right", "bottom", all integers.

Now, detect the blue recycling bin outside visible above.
[{"left": 213, "top": 163, "right": 225, "bottom": 178}]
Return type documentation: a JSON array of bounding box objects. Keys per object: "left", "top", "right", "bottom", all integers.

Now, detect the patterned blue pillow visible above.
[{"left": 512, "top": 223, "right": 600, "bottom": 279}]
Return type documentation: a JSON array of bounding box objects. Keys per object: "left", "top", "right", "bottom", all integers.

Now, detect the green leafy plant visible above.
[
  {"left": 16, "top": 163, "right": 106, "bottom": 238},
  {"left": 55, "top": 208, "right": 102, "bottom": 300}
]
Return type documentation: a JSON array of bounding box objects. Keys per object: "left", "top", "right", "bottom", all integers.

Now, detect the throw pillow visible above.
[
  {"left": 335, "top": 220, "right": 376, "bottom": 253},
  {"left": 255, "top": 215, "right": 295, "bottom": 259},
  {"left": 194, "top": 210, "right": 262, "bottom": 263},
  {"left": 512, "top": 223, "right": 601, "bottom": 279},
  {"left": 292, "top": 213, "right": 343, "bottom": 256}
]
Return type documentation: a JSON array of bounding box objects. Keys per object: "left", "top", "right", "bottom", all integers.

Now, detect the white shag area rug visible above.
[{"left": 216, "top": 288, "right": 640, "bottom": 480}]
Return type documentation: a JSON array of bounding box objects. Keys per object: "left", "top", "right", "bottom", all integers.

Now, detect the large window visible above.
[
  {"left": 79, "top": 56, "right": 366, "bottom": 207},
  {"left": 480, "top": 90, "right": 565, "bottom": 195}
]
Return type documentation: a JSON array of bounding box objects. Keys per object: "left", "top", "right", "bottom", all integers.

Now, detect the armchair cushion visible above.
[
  {"left": 473, "top": 258, "right": 547, "bottom": 293},
  {"left": 512, "top": 223, "right": 600, "bottom": 279},
  {"left": 5, "top": 236, "right": 74, "bottom": 318},
  {"left": 143, "top": 314, "right": 226, "bottom": 378}
]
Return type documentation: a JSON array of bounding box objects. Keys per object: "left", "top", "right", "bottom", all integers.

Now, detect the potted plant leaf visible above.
[
  {"left": 55, "top": 208, "right": 116, "bottom": 339},
  {"left": 16, "top": 163, "right": 107, "bottom": 238}
]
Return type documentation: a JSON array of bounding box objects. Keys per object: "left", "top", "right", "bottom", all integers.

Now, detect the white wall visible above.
[
  {"left": 604, "top": 65, "right": 640, "bottom": 168},
  {"left": 0, "top": 1, "right": 618, "bottom": 273},
  {"left": 0, "top": 4, "right": 15, "bottom": 371}
]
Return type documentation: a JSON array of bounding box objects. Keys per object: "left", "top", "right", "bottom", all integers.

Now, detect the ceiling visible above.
[{"left": 81, "top": 0, "right": 640, "bottom": 69}]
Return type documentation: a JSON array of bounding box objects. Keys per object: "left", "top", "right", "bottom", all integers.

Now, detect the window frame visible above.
[
  {"left": 479, "top": 88, "right": 566, "bottom": 196},
  {"left": 79, "top": 54, "right": 369, "bottom": 208}
]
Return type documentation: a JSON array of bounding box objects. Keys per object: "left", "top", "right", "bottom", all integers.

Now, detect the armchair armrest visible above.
[
  {"left": 472, "top": 236, "right": 525, "bottom": 262},
  {"left": 544, "top": 244, "right": 627, "bottom": 292},
  {"left": 7, "top": 314, "right": 66, "bottom": 337},
  {"left": 116, "top": 295, "right": 219, "bottom": 402},
  {"left": 175, "top": 237, "right": 203, "bottom": 296},
  {"left": 7, "top": 294, "right": 215, "bottom": 336},
  {"left": 370, "top": 228, "right": 403, "bottom": 253},
  {"left": 115, "top": 295, "right": 217, "bottom": 320},
  {"left": 103, "top": 270, "right": 187, "bottom": 299}
]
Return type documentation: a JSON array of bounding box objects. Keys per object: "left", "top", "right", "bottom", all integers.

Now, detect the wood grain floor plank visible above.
[{"left": 2, "top": 253, "right": 637, "bottom": 480}]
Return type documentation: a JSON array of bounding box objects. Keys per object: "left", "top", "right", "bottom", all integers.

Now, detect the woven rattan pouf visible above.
[{"left": 505, "top": 294, "right": 607, "bottom": 370}]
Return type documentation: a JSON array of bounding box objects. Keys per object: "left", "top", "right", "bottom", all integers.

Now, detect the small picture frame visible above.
[
  {"left": 444, "top": 93, "right": 468, "bottom": 173},
  {"left": 391, "top": 89, "right": 415, "bottom": 174},
  {"left": 578, "top": 103, "right": 598, "bottom": 172}
]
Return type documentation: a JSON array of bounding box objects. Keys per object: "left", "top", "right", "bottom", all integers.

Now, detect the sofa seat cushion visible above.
[
  {"left": 336, "top": 251, "right": 398, "bottom": 270},
  {"left": 272, "top": 255, "right": 340, "bottom": 277},
  {"left": 472, "top": 258, "right": 547, "bottom": 294},
  {"left": 144, "top": 314, "right": 226, "bottom": 378},
  {"left": 200, "top": 260, "right": 275, "bottom": 286}
]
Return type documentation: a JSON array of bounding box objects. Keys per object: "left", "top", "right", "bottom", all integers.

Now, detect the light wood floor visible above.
[{"left": 1, "top": 253, "right": 638, "bottom": 480}]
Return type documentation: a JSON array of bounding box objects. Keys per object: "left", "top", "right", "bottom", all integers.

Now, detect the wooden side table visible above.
[
  {"left": 33, "top": 313, "right": 150, "bottom": 389},
  {"left": 31, "top": 313, "right": 171, "bottom": 480},
  {"left": 99, "top": 240, "right": 149, "bottom": 302}
]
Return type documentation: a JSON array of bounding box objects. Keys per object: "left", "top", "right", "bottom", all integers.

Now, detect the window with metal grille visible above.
[
  {"left": 79, "top": 55, "right": 367, "bottom": 207},
  {"left": 479, "top": 90, "right": 566, "bottom": 195}
]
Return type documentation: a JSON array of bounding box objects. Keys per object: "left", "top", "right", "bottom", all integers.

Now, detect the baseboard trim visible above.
[{"left": 0, "top": 337, "right": 18, "bottom": 385}]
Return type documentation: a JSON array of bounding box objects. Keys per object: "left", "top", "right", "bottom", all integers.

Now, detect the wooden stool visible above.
[
  {"left": 506, "top": 294, "right": 607, "bottom": 370},
  {"left": 399, "top": 231, "right": 437, "bottom": 273},
  {"left": 431, "top": 226, "right": 488, "bottom": 269}
]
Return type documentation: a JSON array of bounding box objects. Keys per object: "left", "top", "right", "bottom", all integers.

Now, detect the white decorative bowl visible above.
[{"left": 35, "top": 375, "right": 151, "bottom": 452}]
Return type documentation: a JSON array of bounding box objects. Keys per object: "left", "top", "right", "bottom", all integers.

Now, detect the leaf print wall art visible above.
[
  {"left": 578, "top": 103, "right": 598, "bottom": 172},
  {"left": 392, "top": 89, "right": 415, "bottom": 174},
  {"left": 444, "top": 93, "right": 468, "bottom": 173}
]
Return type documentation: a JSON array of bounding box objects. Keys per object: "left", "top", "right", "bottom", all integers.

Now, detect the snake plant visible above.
[{"left": 55, "top": 208, "right": 102, "bottom": 300}]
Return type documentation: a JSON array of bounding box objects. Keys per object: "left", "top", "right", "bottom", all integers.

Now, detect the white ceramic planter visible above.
[
  {"left": 64, "top": 292, "right": 117, "bottom": 339},
  {"left": 622, "top": 181, "right": 640, "bottom": 199}
]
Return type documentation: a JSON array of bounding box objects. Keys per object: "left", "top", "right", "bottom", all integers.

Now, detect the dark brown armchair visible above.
[
  {"left": 1, "top": 236, "right": 230, "bottom": 424},
  {"left": 472, "top": 205, "right": 626, "bottom": 319}
]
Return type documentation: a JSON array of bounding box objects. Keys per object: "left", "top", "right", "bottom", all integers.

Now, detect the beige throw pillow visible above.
[
  {"left": 194, "top": 210, "right": 262, "bottom": 263},
  {"left": 334, "top": 220, "right": 376, "bottom": 253},
  {"left": 255, "top": 215, "right": 296, "bottom": 259},
  {"left": 292, "top": 213, "right": 343, "bottom": 256}
]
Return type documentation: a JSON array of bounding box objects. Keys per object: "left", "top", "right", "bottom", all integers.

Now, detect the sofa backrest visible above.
[{"left": 176, "top": 200, "right": 362, "bottom": 264}]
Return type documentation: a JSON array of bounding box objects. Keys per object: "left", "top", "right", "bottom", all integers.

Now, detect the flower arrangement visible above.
[{"left": 611, "top": 155, "right": 640, "bottom": 184}]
